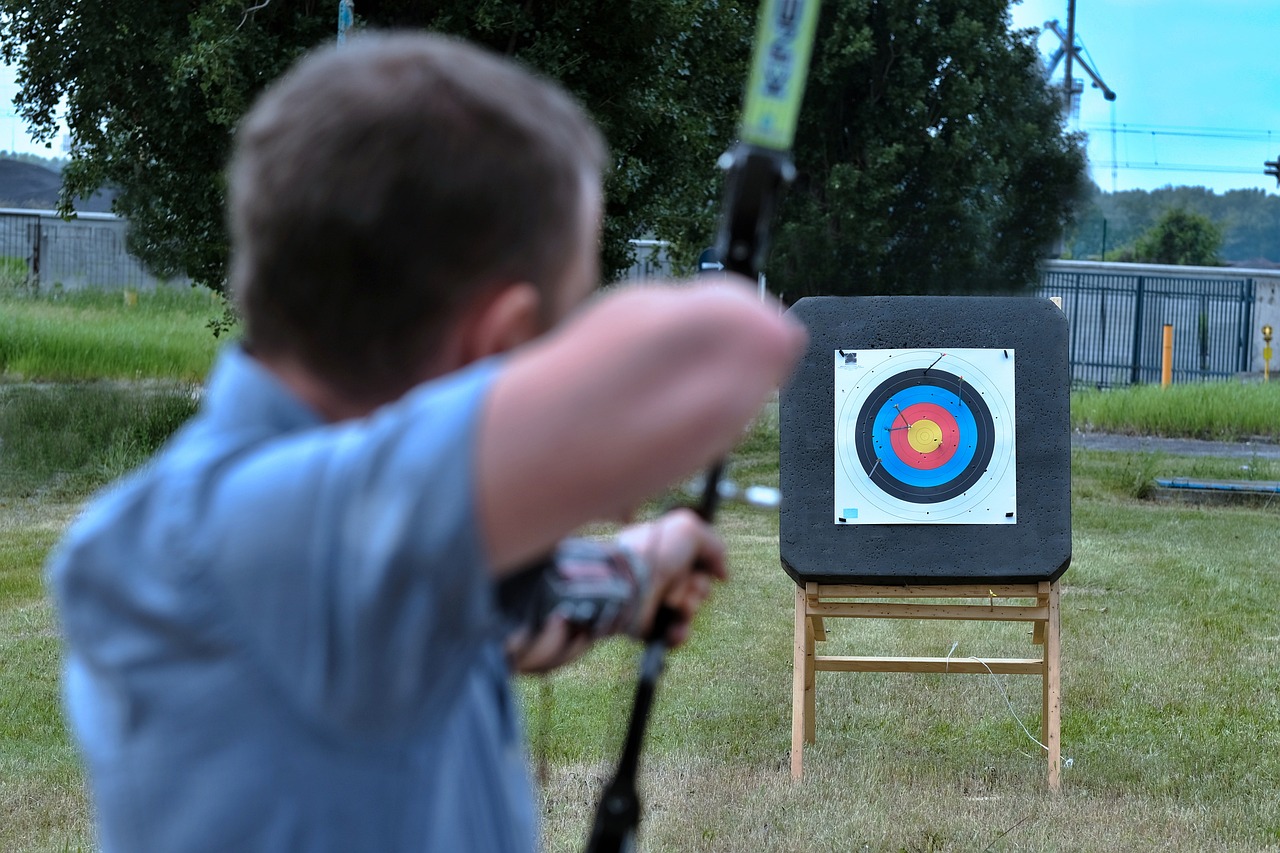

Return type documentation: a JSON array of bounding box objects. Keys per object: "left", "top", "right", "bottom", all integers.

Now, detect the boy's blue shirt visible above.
[{"left": 48, "top": 347, "right": 536, "bottom": 852}]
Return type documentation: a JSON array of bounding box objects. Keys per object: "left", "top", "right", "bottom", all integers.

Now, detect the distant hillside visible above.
[
  {"left": 0, "top": 158, "right": 115, "bottom": 213},
  {"left": 1067, "top": 185, "right": 1280, "bottom": 267}
]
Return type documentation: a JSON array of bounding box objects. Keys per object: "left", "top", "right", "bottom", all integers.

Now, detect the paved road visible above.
[{"left": 1072, "top": 432, "right": 1280, "bottom": 459}]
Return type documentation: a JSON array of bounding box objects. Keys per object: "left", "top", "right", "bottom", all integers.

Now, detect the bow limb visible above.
[{"left": 583, "top": 2, "right": 823, "bottom": 851}]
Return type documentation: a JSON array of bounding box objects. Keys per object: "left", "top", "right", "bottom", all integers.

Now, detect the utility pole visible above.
[{"left": 1063, "top": 0, "right": 1076, "bottom": 113}]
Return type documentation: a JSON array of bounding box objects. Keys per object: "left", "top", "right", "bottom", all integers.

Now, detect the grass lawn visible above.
[
  {"left": 1072, "top": 381, "right": 1280, "bottom": 441},
  {"left": 12, "top": 447, "right": 1273, "bottom": 851},
  {"left": 526, "top": 451, "right": 1280, "bottom": 852},
  {"left": 0, "top": 285, "right": 224, "bottom": 382},
  {"left": 0, "top": 498, "right": 90, "bottom": 852}
]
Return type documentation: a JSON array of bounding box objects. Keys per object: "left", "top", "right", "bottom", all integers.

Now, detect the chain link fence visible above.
[{"left": 0, "top": 208, "right": 183, "bottom": 291}]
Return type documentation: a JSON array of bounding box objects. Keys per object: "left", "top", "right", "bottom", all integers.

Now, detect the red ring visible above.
[{"left": 887, "top": 402, "right": 960, "bottom": 470}]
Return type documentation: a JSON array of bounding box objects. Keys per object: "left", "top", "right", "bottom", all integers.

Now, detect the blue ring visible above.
[
  {"left": 853, "top": 369, "right": 996, "bottom": 504},
  {"left": 869, "top": 388, "right": 978, "bottom": 487}
]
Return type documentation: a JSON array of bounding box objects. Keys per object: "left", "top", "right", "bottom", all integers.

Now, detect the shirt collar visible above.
[{"left": 201, "top": 346, "right": 324, "bottom": 435}]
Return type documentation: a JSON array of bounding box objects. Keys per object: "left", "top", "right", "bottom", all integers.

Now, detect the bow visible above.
[{"left": 584, "top": 2, "right": 822, "bottom": 850}]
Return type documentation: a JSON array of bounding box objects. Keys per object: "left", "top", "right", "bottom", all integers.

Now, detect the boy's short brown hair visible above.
[{"left": 228, "top": 32, "right": 607, "bottom": 402}]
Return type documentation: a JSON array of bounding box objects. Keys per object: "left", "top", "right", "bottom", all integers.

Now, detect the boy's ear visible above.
[{"left": 464, "top": 282, "right": 543, "bottom": 362}]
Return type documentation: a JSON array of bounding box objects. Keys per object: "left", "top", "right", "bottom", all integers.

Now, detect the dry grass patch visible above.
[{"left": 542, "top": 754, "right": 1279, "bottom": 851}]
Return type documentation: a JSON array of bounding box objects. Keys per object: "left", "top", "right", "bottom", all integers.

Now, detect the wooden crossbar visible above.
[
  {"left": 792, "top": 580, "right": 1062, "bottom": 791},
  {"left": 814, "top": 656, "right": 1045, "bottom": 675},
  {"left": 808, "top": 601, "right": 1047, "bottom": 622}
]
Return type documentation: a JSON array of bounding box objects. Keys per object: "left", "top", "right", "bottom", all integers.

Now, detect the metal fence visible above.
[
  {"left": 1036, "top": 261, "right": 1257, "bottom": 387},
  {"left": 0, "top": 208, "right": 176, "bottom": 291}
]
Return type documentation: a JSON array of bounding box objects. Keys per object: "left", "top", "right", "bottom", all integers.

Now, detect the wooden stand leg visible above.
[
  {"left": 803, "top": 586, "right": 818, "bottom": 746},
  {"left": 1044, "top": 581, "right": 1062, "bottom": 791},
  {"left": 787, "top": 581, "right": 1065, "bottom": 791},
  {"left": 791, "top": 585, "right": 807, "bottom": 780},
  {"left": 803, "top": 617, "right": 816, "bottom": 747}
]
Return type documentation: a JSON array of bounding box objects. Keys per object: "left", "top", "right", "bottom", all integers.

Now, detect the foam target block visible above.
[{"left": 780, "top": 296, "right": 1070, "bottom": 585}]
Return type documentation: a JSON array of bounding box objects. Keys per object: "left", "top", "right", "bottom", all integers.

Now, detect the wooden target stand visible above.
[
  {"left": 790, "top": 579, "right": 1062, "bottom": 789},
  {"left": 780, "top": 296, "right": 1073, "bottom": 792}
]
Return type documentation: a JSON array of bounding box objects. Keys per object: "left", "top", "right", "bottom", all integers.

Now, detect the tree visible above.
[
  {"left": 769, "top": 1, "right": 1086, "bottom": 300},
  {"left": 392, "top": 1, "right": 756, "bottom": 278},
  {"left": 1063, "top": 184, "right": 1154, "bottom": 261},
  {"left": 1071, "top": 186, "right": 1280, "bottom": 265},
  {"left": 1219, "top": 189, "right": 1280, "bottom": 265},
  {"left": 2, "top": 2, "right": 1087, "bottom": 299},
  {"left": 1, "top": 2, "right": 334, "bottom": 290},
  {"left": 1130, "top": 208, "right": 1224, "bottom": 266},
  {"left": 0, "top": 1, "right": 754, "bottom": 291}
]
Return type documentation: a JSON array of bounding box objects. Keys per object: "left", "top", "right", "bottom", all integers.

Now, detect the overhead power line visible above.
[
  {"left": 1091, "top": 161, "right": 1264, "bottom": 176},
  {"left": 1083, "top": 123, "right": 1278, "bottom": 143}
]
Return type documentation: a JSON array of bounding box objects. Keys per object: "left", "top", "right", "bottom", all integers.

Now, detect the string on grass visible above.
[{"left": 944, "top": 640, "right": 1048, "bottom": 753}]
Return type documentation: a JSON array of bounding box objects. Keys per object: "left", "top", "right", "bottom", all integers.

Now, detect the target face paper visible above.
[{"left": 834, "top": 348, "right": 1016, "bottom": 525}]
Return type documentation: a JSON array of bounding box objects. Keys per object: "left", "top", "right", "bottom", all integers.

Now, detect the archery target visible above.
[{"left": 834, "top": 348, "right": 1016, "bottom": 524}]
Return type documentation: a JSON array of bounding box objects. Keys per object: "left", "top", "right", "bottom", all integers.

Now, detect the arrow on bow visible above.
[{"left": 583, "top": 2, "right": 822, "bottom": 850}]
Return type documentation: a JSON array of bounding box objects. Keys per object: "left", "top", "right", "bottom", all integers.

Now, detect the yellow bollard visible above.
[
  {"left": 1161, "top": 324, "right": 1173, "bottom": 388},
  {"left": 1264, "top": 325, "right": 1273, "bottom": 383}
]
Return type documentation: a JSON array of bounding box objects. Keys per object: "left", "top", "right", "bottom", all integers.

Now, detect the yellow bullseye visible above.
[{"left": 907, "top": 418, "right": 943, "bottom": 453}]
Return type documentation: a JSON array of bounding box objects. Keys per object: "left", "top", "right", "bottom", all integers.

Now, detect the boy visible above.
[{"left": 49, "top": 32, "right": 804, "bottom": 851}]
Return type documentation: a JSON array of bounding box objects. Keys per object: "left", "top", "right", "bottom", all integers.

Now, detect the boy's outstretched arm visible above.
[
  {"left": 478, "top": 279, "right": 806, "bottom": 576},
  {"left": 504, "top": 508, "right": 726, "bottom": 672}
]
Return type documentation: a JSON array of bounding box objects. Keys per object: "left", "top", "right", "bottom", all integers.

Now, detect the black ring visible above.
[{"left": 852, "top": 368, "right": 995, "bottom": 504}]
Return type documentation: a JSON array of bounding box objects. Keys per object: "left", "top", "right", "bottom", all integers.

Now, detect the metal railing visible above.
[{"left": 1036, "top": 260, "right": 1257, "bottom": 386}]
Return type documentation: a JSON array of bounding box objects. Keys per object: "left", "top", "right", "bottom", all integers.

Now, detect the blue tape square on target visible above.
[{"left": 843, "top": 508, "right": 858, "bottom": 519}]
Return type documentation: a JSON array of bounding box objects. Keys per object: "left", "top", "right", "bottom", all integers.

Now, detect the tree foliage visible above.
[
  {"left": 1, "top": 1, "right": 1085, "bottom": 299},
  {"left": 1067, "top": 184, "right": 1280, "bottom": 266},
  {"left": 770, "top": 0, "right": 1086, "bottom": 300},
  {"left": 0, "top": 1, "right": 753, "bottom": 291},
  {"left": 0, "top": 1, "right": 333, "bottom": 289},
  {"left": 1127, "top": 207, "right": 1224, "bottom": 267},
  {"left": 378, "top": 0, "right": 756, "bottom": 278}
]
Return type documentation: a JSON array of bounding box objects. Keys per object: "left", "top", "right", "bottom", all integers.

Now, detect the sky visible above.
[
  {"left": 3, "top": 1, "right": 1280, "bottom": 196},
  {"left": 1009, "top": 0, "right": 1280, "bottom": 196},
  {"left": 0, "top": 68, "right": 65, "bottom": 157}
]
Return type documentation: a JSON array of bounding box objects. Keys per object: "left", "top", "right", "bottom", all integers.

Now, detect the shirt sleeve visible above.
[{"left": 202, "top": 360, "right": 503, "bottom": 731}]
